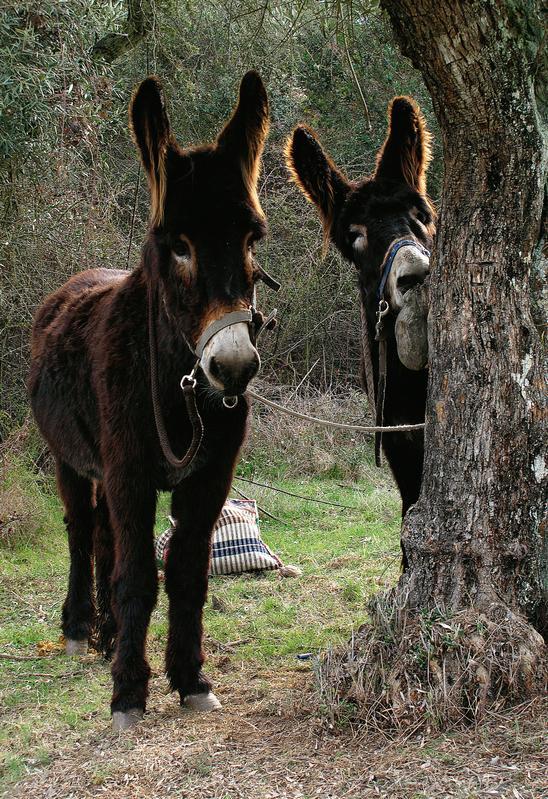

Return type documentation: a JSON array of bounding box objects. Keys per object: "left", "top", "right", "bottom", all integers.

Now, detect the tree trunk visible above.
[
  {"left": 380, "top": 0, "right": 547, "bottom": 631},
  {"left": 320, "top": 0, "right": 546, "bottom": 729}
]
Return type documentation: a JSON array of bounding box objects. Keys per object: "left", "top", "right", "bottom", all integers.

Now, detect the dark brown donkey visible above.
[
  {"left": 29, "top": 72, "right": 273, "bottom": 730},
  {"left": 286, "top": 98, "right": 436, "bottom": 537}
]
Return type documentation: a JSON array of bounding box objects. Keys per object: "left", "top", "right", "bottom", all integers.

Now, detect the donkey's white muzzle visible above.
[
  {"left": 201, "top": 322, "right": 260, "bottom": 396},
  {"left": 387, "top": 246, "right": 430, "bottom": 310}
]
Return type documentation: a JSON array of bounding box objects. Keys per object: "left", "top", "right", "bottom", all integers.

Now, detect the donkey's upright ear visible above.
[
  {"left": 285, "top": 125, "right": 349, "bottom": 245},
  {"left": 217, "top": 71, "right": 270, "bottom": 197},
  {"left": 374, "top": 97, "right": 432, "bottom": 195},
  {"left": 129, "top": 77, "right": 172, "bottom": 227}
]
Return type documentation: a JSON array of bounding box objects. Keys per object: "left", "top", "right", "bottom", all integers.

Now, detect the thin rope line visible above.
[
  {"left": 246, "top": 389, "right": 425, "bottom": 434},
  {"left": 235, "top": 476, "right": 357, "bottom": 509},
  {"left": 231, "top": 484, "right": 285, "bottom": 524}
]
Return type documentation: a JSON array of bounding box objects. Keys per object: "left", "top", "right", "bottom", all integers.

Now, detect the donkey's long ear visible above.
[
  {"left": 285, "top": 125, "right": 349, "bottom": 246},
  {"left": 374, "top": 97, "right": 432, "bottom": 195},
  {"left": 129, "top": 77, "right": 172, "bottom": 227},
  {"left": 217, "top": 71, "right": 269, "bottom": 199}
]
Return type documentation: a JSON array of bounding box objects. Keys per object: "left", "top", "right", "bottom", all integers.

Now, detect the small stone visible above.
[{"left": 211, "top": 595, "right": 228, "bottom": 612}]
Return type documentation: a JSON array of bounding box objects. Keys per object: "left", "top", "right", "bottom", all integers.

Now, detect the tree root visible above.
[{"left": 317, "top": 590, "right": 547, "bottom": 733}]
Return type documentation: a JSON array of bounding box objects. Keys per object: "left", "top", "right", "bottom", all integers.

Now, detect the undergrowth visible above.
[{"left": 0, "top": 414, "right": 401, "bottom": 791}]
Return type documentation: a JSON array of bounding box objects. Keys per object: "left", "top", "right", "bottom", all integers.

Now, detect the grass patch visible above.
[{"left": 0, "top": 457, "right": 400, "bottom": 793}]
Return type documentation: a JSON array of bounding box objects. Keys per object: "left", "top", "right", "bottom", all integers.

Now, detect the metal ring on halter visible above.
[
  {"left": 375, "top": 299, "right": 390, "bottom": 341},
  {"left": 378, "top": 299, "right": 389, "bottom": 317},
  {"left": 222, "top": 396, "right": 238, "bottom": 409}
]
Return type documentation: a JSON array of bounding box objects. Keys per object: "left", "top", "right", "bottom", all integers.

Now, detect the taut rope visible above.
[{"left": 245, "top": 388, "right": 424, "bottom": 434}]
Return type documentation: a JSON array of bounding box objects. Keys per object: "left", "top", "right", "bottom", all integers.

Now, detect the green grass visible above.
[{"left": 0, "top": 461, "right": 401, "bottom": 792}]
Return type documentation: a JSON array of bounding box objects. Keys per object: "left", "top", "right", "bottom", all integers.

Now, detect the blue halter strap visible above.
[{"left": 376, "top": 239, "right": 430, "bottom": 301}]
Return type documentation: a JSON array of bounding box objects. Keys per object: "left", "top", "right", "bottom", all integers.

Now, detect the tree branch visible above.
[{"left": 92, "top": 0, "right": 155, "bottom": 63}]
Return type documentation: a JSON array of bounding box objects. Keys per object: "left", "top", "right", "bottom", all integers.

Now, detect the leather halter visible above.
[
  {"left": 376, "top": 238, "right": 430, "bottom": 302},
  {"left": 193, "top": 309, "right": 254, "bottom": 359},
  {"left": 364, "top": 238, "right": 430, "bottom": 466},
  {"left": 148, "top": 267, "right": 280, "bottom": 470},
  {"left": 192, "top": 264, "right": 280, "bottom": 359}
]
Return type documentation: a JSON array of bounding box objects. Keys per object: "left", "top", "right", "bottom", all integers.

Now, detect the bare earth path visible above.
[{"left": 8, "top": 661, "right": 547, "bottom": 799}]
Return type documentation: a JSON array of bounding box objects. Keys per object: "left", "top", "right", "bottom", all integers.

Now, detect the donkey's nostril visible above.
[
  {"left": 397, "top": 274, "right": 423, "bottom": 294},
  {"left": 209, "top": 357, "right": 221, "bottom": 379},
  {"left": 210, "top": 352, "right": 259, "bottom": 396}
]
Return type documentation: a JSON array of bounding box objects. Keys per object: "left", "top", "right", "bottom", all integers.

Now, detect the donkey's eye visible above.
[
  {"left": 172, "top": 238, "right": 191, "bottom": 259},
  {"left": 247, "top": 236, "right": 261, "bottom": 254},
  {"left": 397, "top": 274, "right": 422, "bottom": 294},
  {"left": 348, "top": 225, "right": 367, "bottom": 251}
]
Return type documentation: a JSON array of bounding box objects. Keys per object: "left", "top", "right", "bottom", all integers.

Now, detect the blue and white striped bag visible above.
[{"left": 155, "top": 499, "right": 299, "bottom": 576}]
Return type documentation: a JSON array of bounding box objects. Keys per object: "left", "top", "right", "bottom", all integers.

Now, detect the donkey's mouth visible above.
[
  {"left": 207, "top": 357, "right": 260, "bottom": 397},
  {"left": 201, "top": 354, "right": 260, "bottom": 399},
  {"left": 200, "top": 320, "right": 261, "bottom": 398}
]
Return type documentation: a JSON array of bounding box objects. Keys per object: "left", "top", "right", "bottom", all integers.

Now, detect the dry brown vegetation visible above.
[
  {"left": 319, "top": 592, "right": 547, "bottom": 734},
  {"left": 7, "top": 656, "right": 547, "bottom": 799}
]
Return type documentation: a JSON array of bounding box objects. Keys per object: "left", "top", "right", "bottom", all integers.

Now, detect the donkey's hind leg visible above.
[
  {"left": 105, "top": 466, "right": 158, "bottom": 729},
  {"left": 56, "top": 460, "right": 95, "bottom": 655},
  {"left": 93, "top": 485, "right": 117, "bottom": 659}
]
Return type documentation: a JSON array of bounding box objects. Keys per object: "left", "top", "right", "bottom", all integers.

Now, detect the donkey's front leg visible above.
[
  {"left": 166, "top": 460, "right": 234, "bottom": 711},
  {"left": 105, "top": 469, "right": 158, "bottom": 730}
]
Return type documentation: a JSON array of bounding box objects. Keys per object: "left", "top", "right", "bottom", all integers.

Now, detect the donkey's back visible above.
[{"left": 29, "top": 267, "right": 130, "bottom": 479}]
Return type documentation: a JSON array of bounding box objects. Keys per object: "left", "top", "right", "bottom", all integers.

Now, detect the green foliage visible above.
[
  {"left": 0, "top": 2, "right": 117, "bottom": 163},
  {"left": 0, "top": 455, "right": 400, "bottom": 789},
  {"left": 0, "top": 0, "right": 441, "bottom": 436}
]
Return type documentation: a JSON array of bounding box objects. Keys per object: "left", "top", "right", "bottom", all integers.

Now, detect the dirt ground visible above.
[{"left": 7, "top": 659, "right": 547, "bottom": 799}]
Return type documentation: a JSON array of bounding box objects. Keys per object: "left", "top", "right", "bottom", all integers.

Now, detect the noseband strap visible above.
[
  {"left": 376, "top": 239, "right": 430, "bottom": 301},
  {"left": 193, "top": 309, "right": 254, "bottom": 359}
]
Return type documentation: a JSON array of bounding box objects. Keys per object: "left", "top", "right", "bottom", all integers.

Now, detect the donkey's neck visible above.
[{"left": 145, "top": 275, "right": 197, "bottom": 388}]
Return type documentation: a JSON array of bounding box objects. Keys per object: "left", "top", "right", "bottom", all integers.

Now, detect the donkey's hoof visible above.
[
  {"left": 65, "top": 639, "right": 88, "bottom": 656},
  {"left": 112, "top": 708, "right": 144, "bottom": 732},
  {"left": 184, "top": 691, "right": 222, "bottom": 712}
]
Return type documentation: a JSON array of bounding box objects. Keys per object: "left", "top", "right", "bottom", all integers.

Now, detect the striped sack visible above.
[{"left": 155, "top": 499, "right": 283, "bottom": 575}]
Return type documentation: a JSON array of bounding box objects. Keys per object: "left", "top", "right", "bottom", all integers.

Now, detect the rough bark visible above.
[{"left": 376, "top": 0, "right": 547, "bottom": 637}]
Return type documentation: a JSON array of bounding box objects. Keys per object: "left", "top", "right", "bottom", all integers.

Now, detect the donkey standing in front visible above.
[
  {"left": 29, "top": 72, "right": 272, "bottom": 730},
  {"left": 286, "top": 98, "right": 436, "bottom": 549}
]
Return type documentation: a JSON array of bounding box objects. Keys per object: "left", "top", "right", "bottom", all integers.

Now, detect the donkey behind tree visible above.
[
  {"left": 286, "top": 98, "right": 435, "bottom": 527},
  {"left": 29, "top": 72, "right": 272, "bottom": 730}
]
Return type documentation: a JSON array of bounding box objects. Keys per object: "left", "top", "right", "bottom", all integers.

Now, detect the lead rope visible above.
[
  {"left": 359, "top": 302, "right": 376, "bottom": 417},
  {"left": 374, "top": 299, "right": 390, "bottom": 467},
  {"left": 148, "top": 284, "right": 204, "bottom": 469}
]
